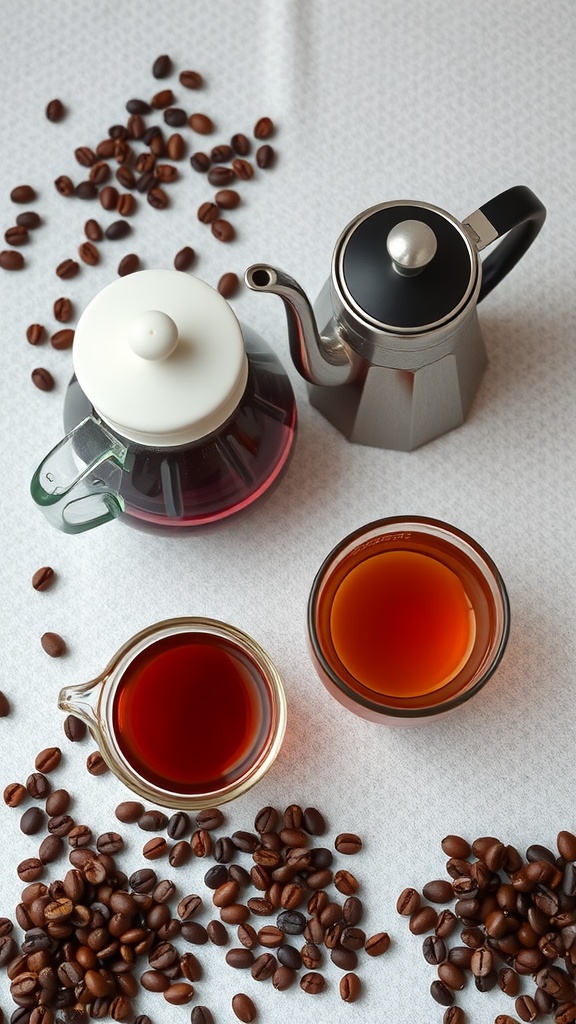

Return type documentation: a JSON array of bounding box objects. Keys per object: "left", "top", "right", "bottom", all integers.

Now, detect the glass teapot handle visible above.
[
  {"left": 462, "top": 185, "right": 546, "bottom": 302},
  {"left": 30, "top": 416, "right": 128, "bottom": 534}
]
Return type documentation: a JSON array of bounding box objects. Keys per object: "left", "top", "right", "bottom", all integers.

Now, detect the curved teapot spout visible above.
[{"left": 245, "top": 265, "right": 354, "bottom": 387}]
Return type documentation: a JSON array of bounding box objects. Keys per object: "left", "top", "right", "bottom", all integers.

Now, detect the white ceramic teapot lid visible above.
[{"left": 72, "top": 269, "right": 249, "bottom": 447}]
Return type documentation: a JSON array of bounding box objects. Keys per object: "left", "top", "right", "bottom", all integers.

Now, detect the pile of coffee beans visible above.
[
  {"left": 2, "top": 768, "right": 389, "bottom": 1021},
  {"left": 397, "top": 831, "right": 576, "bottom": 1024}
]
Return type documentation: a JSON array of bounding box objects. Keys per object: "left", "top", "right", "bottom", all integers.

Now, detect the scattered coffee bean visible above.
[
  {"left": 117, "top": 252, "right": 141, "bottom": 276},
  {"left": 164, "top": 107, "right": 187, "bottom": 128},
  {"left": 232, "top": 992, "right": 256, "bottom": 1022},
  {"left": 189, "top": 112, "right": 214, "bottom": 134},
  {"left": 256, "top": 144, "right": 275, "bottom": 168},
  {"left": 231, "top": 133, "right": 251, "bottom": 155},
  {"left": 63, "top": 714, "right": 86, "bottom": 741},
  {"left": 139, "top": 808, "right": 168, "bottom": 831},
  {"left": 232, "top": 157, "right": 253, "bottom": 180},
  {"left": 190, "top": 151, "right": 211, "bottom": 172},
  {"left": 40, "top": 631, "right": 66, "bottom": 657},
  {"left": 153, "top": 54, "right": 172, "bottom": 78},
  {"left": 20, "top": 807, "right": 45, "bottom": 835},
  {"left": 0, "top": 691, "right": 9, "bottom": 717},
  {"left": 45, "top": 788, "right": 70, "bottom": 815},
  {"left": 51, "top": 328, "right": 75, "bottom": 349},
  {"left": 31, "top": 366, "right": 55, "bottom": 391},
  {"left": 38, "top": 834, "right": 63, "bottom": 864},
  {"left": 423, "top": 879, "right": 455, "bottom": 903},
  {"left": 56, "top": 258, "right": 80, "bottom": 278},
  {"left": 335, "top": 832, "right": 362, "bottom": 855},
  {"left": 443, "top": 1009, "right": 466, "bottom": 1024},
  {"left": 217, "top": 272, "right": 239, "bottom": 298},
  {"left": 147, "top": 187, "right": 169, "bottom": 209},
  {"left": 54, "top": 174, "right": 74, "bottom": 196},
  {"left": 0, "top": 249, "right": 25, "bottom": 270},
  {"left": 17, "top": 210, "right": 41, "bottom": 229},
  {"left": 179, "top": 69, "right": 203, "bottom": 88},
  {"left": 53, "top": 296, "right": 73, "bottom": 322},
  {"left": 300, "top": 971, "right": 325, "bottom": 994},
  {"left": 340, "top": 971, "right": 361, "bottom": 1002},
  {"left": 11, "top": 184, "right": 36, "bottom": 203},
  {"left": 211, "top": 219, "right": 235, "bottom": 242},
  {"left": 105, "top": 219, "right": 131, "bottom": 240},
  {"left": 174, "top": 245, "right": 196, "bottom": 271},
  {"left": 46, "top": 98, "right": 65, "bottom": 121},
  {"left": 254, "top": 116, "right": 274, "bottom": 139},
  {"left": 86, "top": 750, "right": 108, "bottom": 775},
  {"left": 75, "top": 180, "right": 98, "bottom": 199},
  {"left": 4, "top": 225, "right": 28, "bottom": 246},
  {"left": 198, "top": 201, "right": 220, "bottom": 224},
  {"left": 431, "top": 979, "right": 455, "bottom": 1006},
  {"left": 17, "top": 857, "right": 44, "bottom": 882},
  {"left": 26, "top": 323, "right": 45, "bottom": 345},
  {"left": 34, "top": 746, "right": 61, "bottom": 772},
  {"left": 84, "top": 218, "right": 102, "bottom": 241},
  {"left": 208, "top": 165, "right": 235, "bottom": 187},
  {"left": 4, "top": 782, "right": 26, "bottom": 806}
]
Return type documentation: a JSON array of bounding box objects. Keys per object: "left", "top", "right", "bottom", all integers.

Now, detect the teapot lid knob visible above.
[
  {"left": 386, "top": 219, "right": 438, "bottom": 277},
  {"left": 128, "top": 310, "right": 179, "bottom": 361}
]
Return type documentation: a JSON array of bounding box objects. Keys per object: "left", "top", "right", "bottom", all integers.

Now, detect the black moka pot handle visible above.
[{"left": 461, "top": 185, "right": 546, "bottom": 303}]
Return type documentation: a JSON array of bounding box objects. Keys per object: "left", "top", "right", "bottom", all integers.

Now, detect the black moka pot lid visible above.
[{"left": 337, "top": 203, "right": 477, "bottom": 333}]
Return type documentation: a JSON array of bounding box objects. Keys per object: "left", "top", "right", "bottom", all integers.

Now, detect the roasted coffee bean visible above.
[
  {"left": 237, "top": 923, "right": 258, "bottom": 949},
  {"left": 164, "top": 107, "right": 187, "bottom": 128},
  {"left": 41, "top": 630, "right": 67, "bottom": 658},
  {"left": 189, "top": 113, "right": 214, "bottom": 134},
  {"left": 31, "top": 367, "right": 54, "bottom": 391},
  {"left": 439, "top": 962, "right": 466, "bottom": 990},
  {"left": 54, "top": 174, "right": 74, "bottom": 196},
  {"left": 215, "top": 188, "right": 241, "bottom": 210},
  {"left": 56, "top": 258, "right": 79, "bottom": 279},
  {"left": 498, "top": 966, "right": 521, "bottom": 995},
  {"left": 46, "top": 98, "right": 65, "bottom": 121},
  {"left": 0, "top": 249, "right": 25, "bottom": 270},
  {"left": 152, "top": 54, "right": 172, "bottom": 78},
  {"left": 83, "top": 219, "right": 102, "bottom": 242},
  {"left": 192, "top": 829, "right": 212, "bottom": 857},
  {"left": 272, "top": 964, "right": 295, "bottom": 990},
  {"left": 96, "top": 832, "right": 123, "bottom": 854},
  {"left": 38, "top": 835, "right": 63, "bottom": 865},
  {"left": 232, "top": 157, "right": 253, "bottom": 180},
  {"left": 142, "top": 836, "right": 166, "bottom": 859},
  {"left": 147, "top": 187, "right": 169, "bottom": 209},
  {"left": 99, "top": 185, "right": 118, "bottom": 211},
  {"left": 26, "top": 773, "right": 50, "bottom": 799},
  {"left": 335, "top": 832, "right": 362, "bottom": 855},
  {"left": 17, "top": 210, "right": 41, "bottom": 229},
  {"left": 47, "top": 813, "right": 73, "bottom": 836},
  {"left": 86, "top": 751, "right": 108, "bottom": 776},
  {"left": 18, "top": 858, "right": 44, "bottom": 882},
  {"left": 166, "top": 811, "right": 190, "bottom": 839},
  {"left": 203, "top": 864, "right": 229, "bottom": 890},
  {"left": 11, "top": 184, "right": 37, "bottom": 203},
  {"left": 191, "top": 1009, "right": 214, "bottom": 1024},
  {"left": 105, "top": 219, "right": 131, "bottom": 240},
  {"left": 515, "top": 995, "right": 538, "bottom": 1022},
  {"left": 300, "top": 971, "right": 325, "bottom": 994},
  {"left": 276, "top": 910, "right": 306, "bottom": 935},
  {"left": 254, "top": 143, "right": 274, "bottom": 169},
  {"left": 139, "top": 809, "right": 168, "bottom": 831},
  {"left": 211, "top": 219, "right": 235, "bottom": 242},
  {"left": 231, "top": 133, "right": 250, "bottom": 155},
  {"left": 163, "top": 982, "right": 194, "bottom": 1005},
  {"left": 423, "top": 879, "right": 454, "bottom": 903},
  {"left": 211, "top": 144, "right": 233, "bottom": 164},
  {"left": 195, "top": 807, "right": 223, "bottom": 830},
  {"left": 75, "top": 146, "right": 96, "bottom": 167},
  {"left": 410, "top": 905, "right": 438, "bottom": 934},
  {"left": 63, "top": 715, "right": 86, "bottom": 741},
  {"left": 67, "top": 823, "right": 92, "bottom": 848},
  {"left": 166, "top": 133, "right": 185, "bottom": 160},
  {"left": 181, "top": 921, "right": 208, "bottom": 944},
  {"left": 558, "top": 831, "right": 576, "bottom": 862},
  {"left": 190, "top": 151, "right": 210, "bottom": 172},
  {"left": 178, "top": 69, "right": 202, "bottom": 89},
  {"left": 20, "top": 807, "right": 45, "bottom": 835},
  {"left": 3, "top": 782, "right": 24, "bottom": 806},
  {"left": 4, "top": 225, "right": 29, "bottom": 245},
  {"left": 214, "top": 881, "right": 240, "bottom": 908},
  {"left": 178, "top": 894, "right": 202, "bottom": 919},
  {"left": 436, "top": 909, "right": 458, "bottom": 937},
  {"left": 208, "top": 165, "right": 234, "bottom": 187},
  {"left": 89, "top": 161, "right": 110, "bottom": 185},
  {"left": 423, "top": 934, "right": 447, "bottom": 964},
  {"left": 334, "top": 869, "right": 359, "bottom": 895},
  {"left": 174, "top": 246, "right": 195, "bottom": 271},
  {"left": 53, "top": 297, "right": 73, "bottom": 323},
  {"left": 0, "top": 691, "right": 10, "bottom": 716},
  {"left": 114, "top": 800, "right": 143, "bottom": 823},
  {"left": 475, "top": 970, "right": 498, "bottom": 992},
  {"left": 118, "top": 252, "right": 141, "bottom": 276},
  {"left": 26, "top": 324, "right": 45, "bottom": 345},
  {"left": 75, "top": 180, "right": 98, "bottom": 199},
  {"left": 339, "top": 970, "right": 361, "bottom": 1002},
  {"left": 443, "top": 1009, "right": 466, "bottom": 1024},
  {"left": 155, "top": 163, "right": 178, "bottom": 183},
  {"left": 431, "top": 979, "right": 455, "bottom": 1006},
  {"left": 247, "top": 896, "right": 273, "bottom": 916},
  {"left": 206, "top": 919, "right": 227, "bottom": 946},
  {"left": 51, "top": 328, "right": 75, "bottom": 349},
  {"left": 140, "top": 969, "right": 169, "bottom": 992},
  {"left": 220, "top": 904, "right": 250, "bottom": 925},
  {"left": 214, "top": 836, "right": 236, "bottom": 863},
  {"left": 232, "top": 992, "right": 256, "bottom": 1022},
  {"left": 198, "top": 201, "right": 219, "bottom": 224},
  {"left": 251, "top": 951, "right": 277, "bottom": 981},
  {"left": 226, "top": 947, "right": 254, "bottom": 969},
  {"left": 252, "top": 117, "right": 273, "bottom": 142}
]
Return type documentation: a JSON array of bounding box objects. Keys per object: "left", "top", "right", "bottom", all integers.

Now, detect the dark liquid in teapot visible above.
[{"left": 64, "top": 328, "right": 297, "bottom": 531}]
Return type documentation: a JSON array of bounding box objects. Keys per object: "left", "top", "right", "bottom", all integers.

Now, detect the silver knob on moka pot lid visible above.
[{"left": 386, "top": 219, "right": 438, "bottom": 276}]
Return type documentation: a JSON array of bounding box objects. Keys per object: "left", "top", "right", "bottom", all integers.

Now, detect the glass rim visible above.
[{"left": 307, "top": 516, "right": 510, "bottom": 720}]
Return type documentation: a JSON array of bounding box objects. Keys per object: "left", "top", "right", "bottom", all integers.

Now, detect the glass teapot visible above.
[{"left": 31, "top": 270, "right": 297, "bottom": 533}]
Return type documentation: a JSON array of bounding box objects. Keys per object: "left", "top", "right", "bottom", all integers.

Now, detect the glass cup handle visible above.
[{"left": 30, "top": 416, "right": 128, "bottom": 534}]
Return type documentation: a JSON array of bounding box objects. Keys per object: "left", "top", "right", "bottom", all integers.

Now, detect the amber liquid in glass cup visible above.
[{"left": 308, "top": 517, "right": 510, "bottom": 723}]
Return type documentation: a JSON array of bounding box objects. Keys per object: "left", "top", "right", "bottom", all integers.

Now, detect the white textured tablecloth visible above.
[{"left": 1, "top": 1, "right": 575, "bottom": 1021}]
